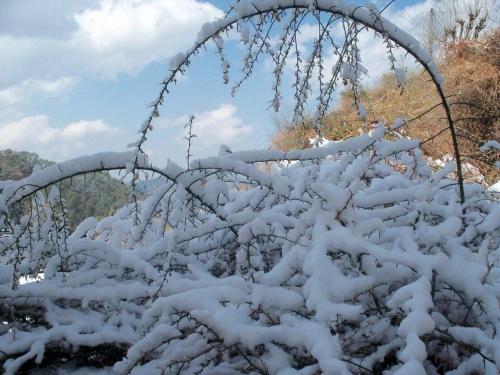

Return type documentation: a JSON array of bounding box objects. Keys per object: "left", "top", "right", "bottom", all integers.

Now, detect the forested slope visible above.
[{"left": 0, "top": 149, "right": 129, "bottom": 228}]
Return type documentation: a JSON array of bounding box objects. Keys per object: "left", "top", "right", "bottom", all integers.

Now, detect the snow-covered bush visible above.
[
  {"left": 1, "top": 1, "right": 499, "bottom": 373},
  {"left": 1, "top": 127, "right": 499, "bottom": 374}
]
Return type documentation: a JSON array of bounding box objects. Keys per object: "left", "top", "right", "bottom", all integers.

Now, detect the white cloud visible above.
[
  {"left": 0, "top": 77, "right": 78, "bottom": 109},
  {"left": 151, "top": 104, "right": 254, "bottom": 164},
  {"left": 0, "top": 0, "right": 223, "bottom": 85},
  {"left": 192, "top": 104, "right": 253, "bottom": 147},
  {"left": 0, "top": 115, "right": 127, "bottom": 161},
  {"left": 0, "top": 103, "right": 253, "bottom": 165},
  {"left": 72, "top": 0, "right": 223, "bottom": 76}
]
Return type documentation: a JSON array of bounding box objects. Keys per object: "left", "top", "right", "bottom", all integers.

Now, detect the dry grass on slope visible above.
[{"left": 273, "top": 31, "right": 499, "bottom": 184}]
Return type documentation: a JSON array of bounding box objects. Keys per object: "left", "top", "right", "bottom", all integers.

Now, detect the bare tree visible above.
[{"left": 415, "top": 0, "right": 498, "bottom": 56}]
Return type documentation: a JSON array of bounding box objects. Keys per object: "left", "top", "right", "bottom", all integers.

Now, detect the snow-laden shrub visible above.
[
  {"left": 1, "top": 0, "right": 499, "bottom": 373},
  {"left": 0, "top": 126, "right": 499, "bottom": 374}
]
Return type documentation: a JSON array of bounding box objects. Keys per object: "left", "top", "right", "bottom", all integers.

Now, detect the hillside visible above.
[
  {"left": 0, "top": 149, "right": 129, "bottom": 228},
  {"left": 273, "top": 31, "right": 499, "bottom": 184}
]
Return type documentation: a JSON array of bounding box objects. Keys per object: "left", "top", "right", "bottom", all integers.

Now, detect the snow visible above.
[
  {"left": 169, "top": 52, "right": 186, "bottom": 71},
  {"left": 480, "top": 140, "right": 500, "bottom": 152},
  {"left": 489, "top": 180, "right": 500, "bottom": 193},
  {"left": 1, "top": 128, "right": 498, "bottom": 374}
]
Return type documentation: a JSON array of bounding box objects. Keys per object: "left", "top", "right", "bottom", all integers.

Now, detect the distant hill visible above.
[{"left": 0, "top": 149, "right": 130, "bottom": 228}]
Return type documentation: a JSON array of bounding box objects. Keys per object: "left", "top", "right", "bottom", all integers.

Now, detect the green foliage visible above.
[
  {"left": 0, "top": 150, "right": 52, "bottom": 180},
  {"left": 0, "top": 149, "right": 129, "bottom": 229}
]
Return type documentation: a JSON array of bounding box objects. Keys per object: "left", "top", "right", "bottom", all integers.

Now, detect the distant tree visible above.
[
  {"left": 0, "top": 150, "right": 52, "bottom": 181},
  {"left": 0, "top": 149, "right": 129, "bottom": 228},
  {"left": 415, "top": 0, "right": 498, "bottom": 56}
]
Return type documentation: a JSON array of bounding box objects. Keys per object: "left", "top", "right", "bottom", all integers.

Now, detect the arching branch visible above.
[{"left": 132, "top": 0, "right": 465, "bottom": 202}]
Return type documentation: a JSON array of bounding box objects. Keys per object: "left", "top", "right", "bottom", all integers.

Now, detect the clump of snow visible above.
[
  {"left": 169, "top": 52, "right": 186, "bottom": 71},
  {"left": 480, "top": 140, "right": 500, "bottom": 152},
  {"left": 489, "top": 181, "right": 500, "bottom": 193},
  {"left": 427, "top": 154, "right": 487, "bottom": 185}
]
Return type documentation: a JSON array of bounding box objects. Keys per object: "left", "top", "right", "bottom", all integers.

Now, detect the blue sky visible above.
[{"left": 0, "top": 0, "right": 432, "bottom": 165}]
